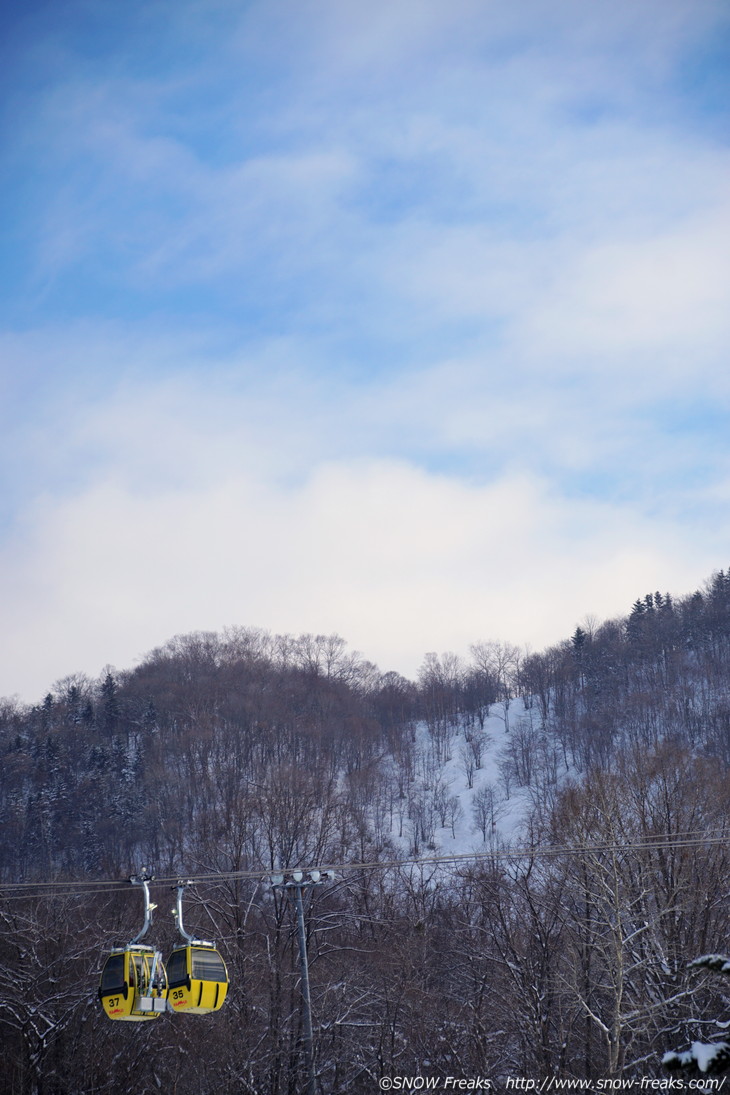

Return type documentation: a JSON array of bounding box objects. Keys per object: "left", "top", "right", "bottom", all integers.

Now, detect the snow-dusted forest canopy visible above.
[{"left": 3, "top": 570, "right": 730, "bottom": 1093}]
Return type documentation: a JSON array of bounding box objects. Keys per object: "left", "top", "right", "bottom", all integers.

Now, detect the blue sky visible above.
[{"left": 1, "top": 0, "right": 729, "bottom": 701}]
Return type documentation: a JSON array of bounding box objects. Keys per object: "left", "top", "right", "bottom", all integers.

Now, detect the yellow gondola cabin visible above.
[
  {"left": 166, "top": 944, "right": 229, "bottom": 1014},
  {"left": 99, "top": 872, "right": 167, "bottom": 1021},
  {"left": 99, "top": 945, "right": 168, "bottom": 1021}
]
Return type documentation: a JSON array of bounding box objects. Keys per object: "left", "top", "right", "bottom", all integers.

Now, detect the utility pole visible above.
[{"left": 271, "top": 869, "right": 335, "bottom": 1095}]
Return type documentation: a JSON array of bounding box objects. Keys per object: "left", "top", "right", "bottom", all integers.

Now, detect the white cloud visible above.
[
  {"left": 1, "top": 306, "right": 728, "bottom": 705},
  {"left": 522, "top": 200, "right": 730, "bottom": 365},
  {"left": 0, "top": 432, "right": 721, "bottom": 702}
]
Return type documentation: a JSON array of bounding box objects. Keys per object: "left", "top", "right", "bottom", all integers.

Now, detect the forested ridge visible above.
[{"left": 3, "top": 570, "right": 730, "bottom": 1094}]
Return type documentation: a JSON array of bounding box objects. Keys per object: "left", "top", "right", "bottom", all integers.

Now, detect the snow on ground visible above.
[
  {"left": 385, "top": 698, "right": 539, "bottom": 861},
  {"left": 431, "top": 701, "right": 533, "bottom": 854}
]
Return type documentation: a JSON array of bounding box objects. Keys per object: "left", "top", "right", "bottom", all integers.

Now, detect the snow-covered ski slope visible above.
[{"left": 381, "top": 697, "right": 546, "bottom": 862}]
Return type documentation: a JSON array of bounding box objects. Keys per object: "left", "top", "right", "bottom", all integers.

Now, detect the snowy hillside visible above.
[{"left": 383, "top": 698, "right": 542, "bottom": 861}]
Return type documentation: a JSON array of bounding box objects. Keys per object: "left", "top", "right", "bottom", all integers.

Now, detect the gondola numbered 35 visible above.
[
  {"left": 99, "top": 873, "right": 168, "bottom": 1021},
  {"left": 166, "top": 881, "right": 229, "bottom": 1015}
]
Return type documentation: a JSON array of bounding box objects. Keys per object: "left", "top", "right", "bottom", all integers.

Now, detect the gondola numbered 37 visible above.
[
  {"left": 98, "top": 873, "right": 168, "bottom": 1021},
  {"left": 99, "top": 945, "right": 167, "bottom": 1020},
  {"left": 166, "top": 881, "right": 229, "bottom": 1015}
]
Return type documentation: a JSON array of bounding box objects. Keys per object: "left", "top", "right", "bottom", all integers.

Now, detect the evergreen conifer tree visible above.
[{"left": 100, "top": 671, "right": 120, "bottom": 732}]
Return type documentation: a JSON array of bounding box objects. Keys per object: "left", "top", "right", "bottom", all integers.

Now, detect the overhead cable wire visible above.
[{"left": 0, "top": 828, "right": 727, "bottom": 902}]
